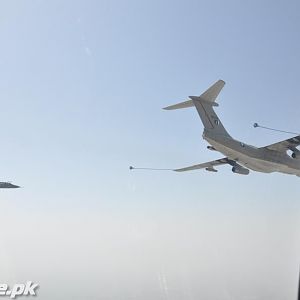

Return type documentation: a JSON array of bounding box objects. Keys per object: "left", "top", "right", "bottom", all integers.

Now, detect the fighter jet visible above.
[
  {"left": 0, "top": 182, "right": 20, "bottom": 188},
  {"left": 164, "top": 80, "right": 300, "bottom": 176}
]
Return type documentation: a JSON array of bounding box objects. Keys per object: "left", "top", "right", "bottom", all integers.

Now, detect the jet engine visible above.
[
  {"left": 292, "top": 149, "right": 300, "bottom": 159},
  {"left": 232, "top": 166, "right": 250, "bottom": 175},
  {"left": 207, "top": 146, "right": 216, "bottom": 151}
]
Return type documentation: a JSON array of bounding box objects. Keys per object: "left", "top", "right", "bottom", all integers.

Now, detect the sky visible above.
[{"left": 0, "top": 0, "right": 300, "bottom": 299}]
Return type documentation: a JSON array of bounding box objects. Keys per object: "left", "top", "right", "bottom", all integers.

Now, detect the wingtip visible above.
[{"left": 163, "top": 104, "right": 178, "bottom": 110}]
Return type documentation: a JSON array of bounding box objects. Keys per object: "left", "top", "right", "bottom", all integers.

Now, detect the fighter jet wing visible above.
[
  {"left": 174, "top": 157, "right": 230, "bottom": 172},
  {"left": 262, "top": 135, "right": 300, "bottom": 152}
]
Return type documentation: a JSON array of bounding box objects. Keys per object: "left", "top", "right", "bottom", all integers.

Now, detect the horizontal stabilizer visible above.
[
  {"left": 163, "top": 99, "right": 194, "bottom": 110},
  {"left": 163, "top": 80, "right": 225, "bottom": 110}
]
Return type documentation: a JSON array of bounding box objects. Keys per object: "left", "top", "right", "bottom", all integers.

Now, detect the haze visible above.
[{"left": 0, "top": 1, "right": 300, "bottom": 299}]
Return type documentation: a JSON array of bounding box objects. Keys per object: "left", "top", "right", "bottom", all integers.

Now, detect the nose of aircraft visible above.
[
  {"left": 8, "top": 183, "right": 20, "bottom": 188},
  {"left": 0, "top": 182, "right": 20, "bottom": 188}
]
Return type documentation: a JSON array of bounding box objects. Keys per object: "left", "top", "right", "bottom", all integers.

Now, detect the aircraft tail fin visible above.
[
  {"left": 199, "top": 79, "right": 225, "bottom": 102},
  {"left": 163, "top": 80, "right": 224, "bottom": 110},
  {"left": 163, "top": 80, "right": 231, "bottom": 138}
]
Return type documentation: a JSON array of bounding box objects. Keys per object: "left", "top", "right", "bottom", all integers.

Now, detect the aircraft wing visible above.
[
  {"left": 263, "top": 135, "right": 300, "bottom": 152},
  {"left": 174, "top": 157, "right": 230, "bottom": 172}
]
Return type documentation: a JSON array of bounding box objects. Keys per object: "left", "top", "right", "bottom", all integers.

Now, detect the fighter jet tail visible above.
[{"left": 163, "top": 80, "right": 231, "bottom": 138}]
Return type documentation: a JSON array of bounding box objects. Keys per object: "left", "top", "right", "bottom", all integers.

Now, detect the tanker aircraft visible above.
[{"left": 164, "top": 80, "right": 300, "bottom": 176}]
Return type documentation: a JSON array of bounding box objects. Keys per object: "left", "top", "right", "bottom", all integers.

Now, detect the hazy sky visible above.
[{"left": 0, "top": 0, "right": 300, "bottom": 299}]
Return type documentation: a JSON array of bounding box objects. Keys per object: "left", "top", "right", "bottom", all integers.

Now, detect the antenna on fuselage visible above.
[{"left": 253, "top": 123, "right": 300, "bottom": 135}]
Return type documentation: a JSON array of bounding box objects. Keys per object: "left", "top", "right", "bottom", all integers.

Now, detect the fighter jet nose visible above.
[
  {"left": 9, "top": 184, "right": 20, "bottom": 188},
  {"left": 0, "top": 182, "right": 21, "bottom": 189}
]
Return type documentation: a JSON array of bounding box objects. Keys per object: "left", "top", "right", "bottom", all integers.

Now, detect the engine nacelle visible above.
[
  {"left": 232, "top": 166, "right": 250, "bottom": 175},
  {"left": 292, "top": 150, "right": 300, "bottom": 159},
  {"left": 205, "top": 167, "right": 218, "bottom": 172},
  {"left": 207, "top": 146, "right": 216, "bottom": 151}
]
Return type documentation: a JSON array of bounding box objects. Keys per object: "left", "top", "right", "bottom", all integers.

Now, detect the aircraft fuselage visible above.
[{"left": 204, "top": 130, "right": 300, "bottom": 176}]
